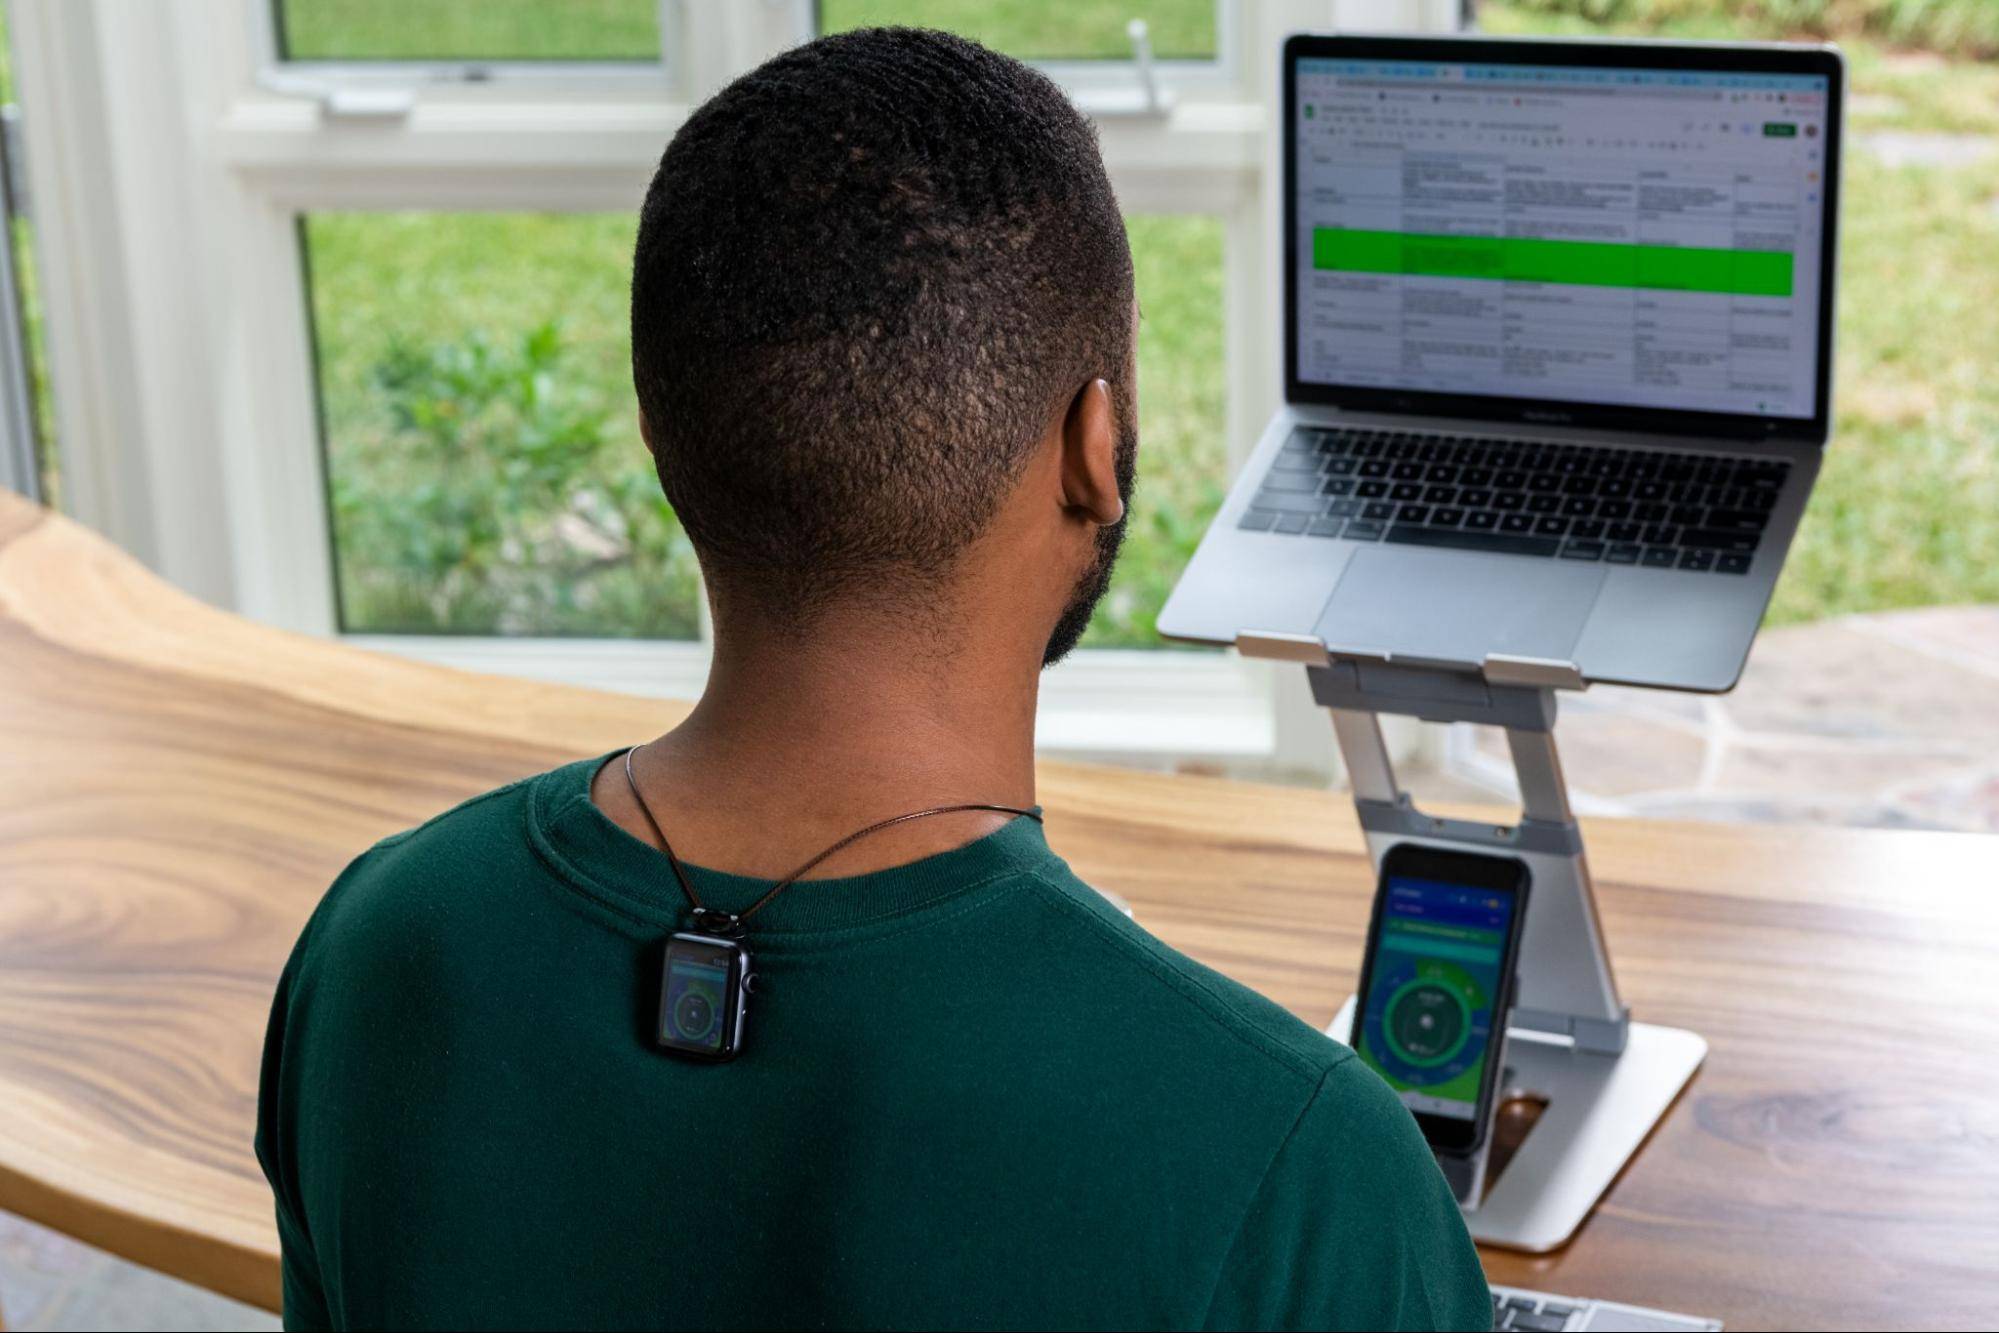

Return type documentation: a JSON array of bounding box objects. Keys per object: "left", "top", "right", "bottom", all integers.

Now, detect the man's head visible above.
[{"left": 631, "top": 27, "right": 1136, "bottom": 666}]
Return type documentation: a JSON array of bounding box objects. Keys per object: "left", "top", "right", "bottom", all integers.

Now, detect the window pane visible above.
[
  {"left": 303, "top": 214, "right": 702, "bottom": 639},
  {"left": 818, "top": 0, "right": 1218, "bottom": 61},
  {"left": 305, "top": 212, "right": 1220, "bottom": 647},
  {"left": 1084, "top": 216, "right": 1226, "bottom": 650},
  {"left": 0, "top": 3, "right": 58, "bottom": 505},
  {"left": 276, "top": 0, "right": 660, "bottom": 62}
]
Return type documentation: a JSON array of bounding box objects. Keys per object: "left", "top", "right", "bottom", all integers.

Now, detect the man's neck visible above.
[{"left": 594, "top": 602, "right": 1043, "bottom": 880}]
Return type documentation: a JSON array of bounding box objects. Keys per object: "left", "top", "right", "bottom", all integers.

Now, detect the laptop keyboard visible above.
[
  {"left": 1490, "top": 1283, "right": 1722, "bottom": 1331},
  {"left": 1493, "top": 1288, "right": 1585, "bottom": 1331},
  {"left": 1240, "top": 427, "right": 1790, "bottom": 575}
]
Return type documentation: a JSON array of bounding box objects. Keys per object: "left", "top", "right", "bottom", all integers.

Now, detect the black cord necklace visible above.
[{"left": 621, "top": 746, "right": 1039, "bottom": 1062}]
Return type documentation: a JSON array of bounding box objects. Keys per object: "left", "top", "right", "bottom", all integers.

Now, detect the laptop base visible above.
[{"left": 1312, "top": 662, "right": 1704, "bottom": 1252}]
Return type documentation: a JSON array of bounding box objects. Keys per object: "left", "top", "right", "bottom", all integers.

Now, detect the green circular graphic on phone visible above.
[{"left": 1382, "top": 978, "right": 1472, "bottom": 1068}]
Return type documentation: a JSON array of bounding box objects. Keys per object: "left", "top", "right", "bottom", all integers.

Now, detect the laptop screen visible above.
[{"left": 1293, "top": 55, "right": 1833, "bottom": 421}]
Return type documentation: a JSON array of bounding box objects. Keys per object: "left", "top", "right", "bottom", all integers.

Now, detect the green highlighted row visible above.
[{"left": 1313, "top": 228, "right": 1794, "bottom": 298}]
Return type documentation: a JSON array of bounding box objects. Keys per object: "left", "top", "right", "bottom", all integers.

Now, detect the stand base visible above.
[{"left": 1330, "top": 997, "right": 1705, "bottom": 1252}]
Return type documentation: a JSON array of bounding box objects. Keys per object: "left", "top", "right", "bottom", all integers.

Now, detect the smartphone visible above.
[{"left": 1351, "top": 843, "right": 1530, "bottom": 1156}]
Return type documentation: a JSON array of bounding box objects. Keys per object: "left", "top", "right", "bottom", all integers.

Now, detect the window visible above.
[
  {"left": 0, "top": 1, "right": 56, "bottom": 504},
  {"left": 302, "top": 210, "right": 1223, "bottom": 649},
  {"left": 26, "top": 0, "right": 1377, "bottom": 773},
  {"left": 273, "top": 0, "right": 663, "bottom": 62},
  {"left": 818, "top": 1, "right": 1220, "bottom": 61},
  {"left": 302, "top": 211, "right": 702, "bottom": 639}
]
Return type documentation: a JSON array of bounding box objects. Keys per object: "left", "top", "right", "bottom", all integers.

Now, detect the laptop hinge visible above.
[
  {"left": 1234, "top": 629, "right": 1331, "bottom": 667},
  {"left": 1481, "top": 654, "right": 1587, "bottom": 691},
  {"left": 1240, "top": 634, "right": 1587, "bottom": 692}
]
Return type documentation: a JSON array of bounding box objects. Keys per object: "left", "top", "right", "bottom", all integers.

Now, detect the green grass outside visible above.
[
  {"left": 305, "top": 213, "right": 702, "bottom": 638},
  {"left": 819, "top": 0, "right": 1217, "bottom": 60},
  {"left": 1766, "top": 150, "right": 1999, "bottom": 625},
  {"left": 278, "top": 0, "right": 659, "bottom": 61},
  {"left": 278, "top": 0, "right": 1217, "bottom": 62}
]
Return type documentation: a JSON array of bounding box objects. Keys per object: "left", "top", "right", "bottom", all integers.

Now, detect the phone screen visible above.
[{"left": 1356, "top": 874, "right": 1519, "bottom": 1126}]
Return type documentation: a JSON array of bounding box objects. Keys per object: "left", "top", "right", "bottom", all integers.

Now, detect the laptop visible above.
[{"left": 1158, "top": 34, "right": 1844, "bottom": 693}]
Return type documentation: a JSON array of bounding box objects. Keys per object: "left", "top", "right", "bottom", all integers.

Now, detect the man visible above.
[{"left": 257, "top": 27, "right": 1487, "bottom": 1331}]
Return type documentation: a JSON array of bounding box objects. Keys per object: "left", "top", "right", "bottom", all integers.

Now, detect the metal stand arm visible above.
[{"left": 1313, "top": 663, "right": 1629, "bottom": 1054}]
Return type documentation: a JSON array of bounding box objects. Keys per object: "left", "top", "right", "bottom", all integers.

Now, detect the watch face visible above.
[
  {"left": 658, "top": 935, "right": 742, "bottom": 1059},
  {"left": 670, "top": 981, "right": 720, "bottom": 1047}
]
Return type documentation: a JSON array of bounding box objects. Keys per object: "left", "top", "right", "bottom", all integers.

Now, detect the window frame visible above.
[
  {"left": 249, "top": 1, "right": 1244, "bottom": 112},
  {"left": 16, "top": 0, "right": 1462, "bottom": 775}
]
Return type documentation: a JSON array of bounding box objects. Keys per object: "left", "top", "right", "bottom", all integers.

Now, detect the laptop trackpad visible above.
[{"left": 1313, "top": 546, "right": 1605, "bottom": 666}]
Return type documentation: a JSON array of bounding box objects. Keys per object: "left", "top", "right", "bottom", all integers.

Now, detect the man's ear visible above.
[{"left": 1059, "top": 379, "right": 1124, "bottom": 527}]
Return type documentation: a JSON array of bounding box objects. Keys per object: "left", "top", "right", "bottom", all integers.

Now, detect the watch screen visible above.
[
  {"left": 1356, "top": 876, "right": 1517, "bottom": 1121},
  {"left": 660, "top": 941, "right": 733, "bottom": 1054}
]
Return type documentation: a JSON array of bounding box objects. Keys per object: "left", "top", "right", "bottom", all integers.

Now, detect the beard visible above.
[{"left": 1041, "top": 402, "right": 1139, "bottom": 668}]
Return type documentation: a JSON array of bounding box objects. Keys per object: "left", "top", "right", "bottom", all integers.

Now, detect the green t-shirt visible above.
[{"left": 256, "top": 755, "right": 1487, "bottom": 1331}]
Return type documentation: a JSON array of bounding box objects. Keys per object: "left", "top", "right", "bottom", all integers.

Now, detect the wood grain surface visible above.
[{"left": 2, "top": 488, "right": 1996, "bottom": 1329}]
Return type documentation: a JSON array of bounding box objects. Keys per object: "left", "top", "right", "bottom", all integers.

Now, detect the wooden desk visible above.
[{"left": 2, "top": 489, "right": 1996, "bottom": 1329}]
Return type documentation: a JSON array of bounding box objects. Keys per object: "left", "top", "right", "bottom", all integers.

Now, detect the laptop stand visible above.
[{"left": 1269, "top": 647, "right": 1706, "bottom": 1252}]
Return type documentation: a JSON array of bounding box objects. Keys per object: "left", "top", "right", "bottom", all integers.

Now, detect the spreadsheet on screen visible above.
[{"left": 1294, "top": 59, "right": 1831, "bottom": 419}]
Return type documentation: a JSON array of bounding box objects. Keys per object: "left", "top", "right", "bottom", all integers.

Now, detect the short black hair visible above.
[{"left": 631, "top": 27, "right": 1134, "bottom": 613}]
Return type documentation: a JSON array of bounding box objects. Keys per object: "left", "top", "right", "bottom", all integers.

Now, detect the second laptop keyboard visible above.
[{"left": 1239, "top": 426, "right": 1790, "bottom": 575}]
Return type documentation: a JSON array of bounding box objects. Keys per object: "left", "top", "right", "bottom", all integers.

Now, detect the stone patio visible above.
[
  {"left": 0, "top": 1213, "right": 275, "bottom": 1332},
  {"left": 1439, "top": 606, "right": 1999, "bottom": 832}
]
